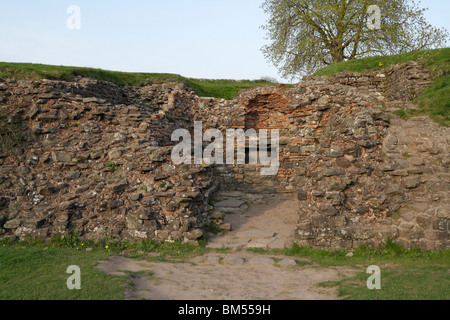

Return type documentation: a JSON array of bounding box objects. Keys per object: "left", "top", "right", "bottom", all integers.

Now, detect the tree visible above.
[{"left": 261, "top": 0, "right": 449, "bottom": 79}]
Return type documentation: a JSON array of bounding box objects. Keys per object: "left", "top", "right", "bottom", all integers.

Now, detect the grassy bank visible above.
[
  {"left": 314, "top": 48, "right": 450, "bottom": 127},
  {"left": 0, "top": 62, "right": 276, "bottom": 100}
]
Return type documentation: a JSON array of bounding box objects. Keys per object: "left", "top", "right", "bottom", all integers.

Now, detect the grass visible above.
[
  {"left": 333, "top": 265, "right": 450, "bottom": 300},
  {"left": 0, "top": 233, "right": 448, "bottom": 300},
  {"left": 314, "top": 48, "right": 450, "bottom": 127},
  {"left": 250, "top": 241, "right": 450, "bottom": 300},
  {"left": 0, "top": 62, "right": 277, "bottom": 100},
  {"left": 0, "top": 246, "right": 124, "bottom": 300}
]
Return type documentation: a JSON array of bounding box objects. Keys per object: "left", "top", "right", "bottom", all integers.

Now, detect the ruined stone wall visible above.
[
  {"left": 0, "top": 79, "right": 216, "bottom": 243},
  {"left": 0, "top": 61, "right": 447, "bottom": 250},
  {"left": 304, "top": 60, "right": 431, "bottom": 102},
  {"left": 158, "top": 61, "right": 448, "bottom": 251}
]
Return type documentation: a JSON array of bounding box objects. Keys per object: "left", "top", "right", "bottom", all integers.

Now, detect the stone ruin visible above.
[{"left": 0, "top": 61, "right": 448, "bottom": 250}]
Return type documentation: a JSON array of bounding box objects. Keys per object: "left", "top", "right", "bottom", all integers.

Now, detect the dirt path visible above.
[
  {"left": 97, "top": 253, "right": 355, "bottom": 300},
  {"left": 206, "top": 193, "right": 298, "bottom": 250},
  {"left": 96, "top": 193, "right": 357, "bottom": 300}
]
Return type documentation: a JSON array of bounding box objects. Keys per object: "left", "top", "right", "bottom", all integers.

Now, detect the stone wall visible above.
[
  {"left": 0, "top": 78, "right": 216, "bottom": 243},
  {"left": 0, "top": 61, "right": 447, "bottom": 250}
]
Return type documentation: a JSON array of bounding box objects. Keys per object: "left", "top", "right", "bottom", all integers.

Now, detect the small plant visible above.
[
  {"left": 402, "top": 152, "right": 412, "bottom": 158},
  {"left": 106, "top": 161, "right": 116, "bottom": 168},
  {"left": 106, "top": 162, "right": 121, "bottom": 172},
  {"left": 63, "top": 122, "right": 76, "bottom": 129},
  {"left": 203, "top": 222, "right": 222, "bottom": 235},
  {"left": 159, "top": 181, "right": 167, "bottom": 189},
  {"left": 208, "top": 197, "right": 221, "bottom": 206},
  {"left": 166, "top": 115, "right": 175, "bottom": 123},
  {"left": 141, "top": 185, "right": 148, "bottom": 192}
]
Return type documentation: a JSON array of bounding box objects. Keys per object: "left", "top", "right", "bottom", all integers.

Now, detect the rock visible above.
[
  {"left": 65, "top": 172, "right": 81, "bottom": 180},
  {"left": 235, "top": 229, "right": 275, "bottom": 239},
  {"left": 211, "top": 211, "right": 225, "bottom": 220},
  {"left": 156, "top": 230, "right": 170, "bottom": 242},
  {"left": 328, "top": 182, "right": 347, "bottom": 191},
  {"left": 319, "top": 168, "right": 346, "bottom": 178},
  {"left": 279, "top": 259, "right": 297, "bottom": 266},
  {"left": 135, "top": 208, "right": 152, "bottom": 220},
  {"left": 214, "top": 199, "right": 245, "bottom": 208},
  {"left": 319, "top": 206, "right": 337, "bottom": 216},
  {"left": 328, "top": 149, "right": 344, "bottom": 158},
  {"left": 410, "top": 157, "right": 424, "bottom": 166},
  {"left": 390, "top": 170, "right": 409, "bottom": 177},
  {"left": 130, "top": 193, "right": 143, "bottom": 201},
  {"left": 248, "top": 257, "right": 275, "bottom": 265},
  {"left": 51, "top": 152, "right": 72, "bottom": 163},
  {"left": 186, "top": 229, "right": 203, "bottom": 240},
  {"left": 404, "top": 176, "right": 420, "bottom": 189},
  {"left": 108, "top": 149, "right": 123, "bottom": 160},
  {"left": 59, "top": 201, "right": 77, "bottom": 211},
  {"left": 37, "top": 185, "right": 59, "bottom": 196},
  {"left": 220, "top": 223, "right": 232, "bottom": 231},
  {"left": 113, "top": 132, "right": 127, "bottom": 143},
  {"left": 107, "top": 181, "right": 128, "bottom": 193},
  {"left": 28, "top": 104, "right": 40, "bottom": 119},
  {"left": 109, "top": 200, "right": 124, "bottom": 209},
  {"left": 83, "top": 97, "right": 101, "bottom": 104},
  {"left": 223, "top": 257, "right": 245, "bottom": 265},
  {"left": 4, "top": 219, "right": 21, "bottom": 230},
  {"left": 18, "top": 166, "right": 31, "bottom": 175},
  {"left": 297, "top": 190, "right": 308, "bottom": 201}
]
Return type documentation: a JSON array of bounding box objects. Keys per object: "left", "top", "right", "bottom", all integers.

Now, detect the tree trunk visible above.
[{"left": 331, "top": 46, "right": 345, "bottom": 63}]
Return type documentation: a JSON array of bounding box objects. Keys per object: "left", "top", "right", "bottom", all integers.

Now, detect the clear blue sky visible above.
[{"left": 0, "top": 0, "right": 448, "bottom": 82}]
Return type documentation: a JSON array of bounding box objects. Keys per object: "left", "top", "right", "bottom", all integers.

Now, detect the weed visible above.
[
  {"left": 402, "top": 152, "right": 412, "bottom": 158},
  {"left": 203, "top": 222, "right": 222, "bottom": 235}
]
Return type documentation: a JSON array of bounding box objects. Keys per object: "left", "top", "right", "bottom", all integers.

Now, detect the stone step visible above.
[{"left": 234, "top": 229, "right": 276, "bottom": 239}]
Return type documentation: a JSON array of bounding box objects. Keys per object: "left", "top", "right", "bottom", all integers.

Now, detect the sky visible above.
[{"left": 0, "top": 0, "right": 449, "bottom": 82}]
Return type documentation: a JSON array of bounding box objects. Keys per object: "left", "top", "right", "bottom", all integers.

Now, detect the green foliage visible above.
[
  {"left": 106, "top": 161, "right": 116, "bottom": 168},
  {"left": 105, "top": 161, "right": 121, "bottom": 172},
  {"left": 203, "top": 222, "right": 222, "bottom": 235},
  {"left": 261, "top": 0, "right": 449, "bottom": 78},
  {"left": 0, "top": 62, "right": 278, "bottom": 101},
  {"left": 402, "top": 152, "right": 412, "bottom": 158},
  {"left": 314, "top": 48, "right": 450, "bottom": 76}
]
